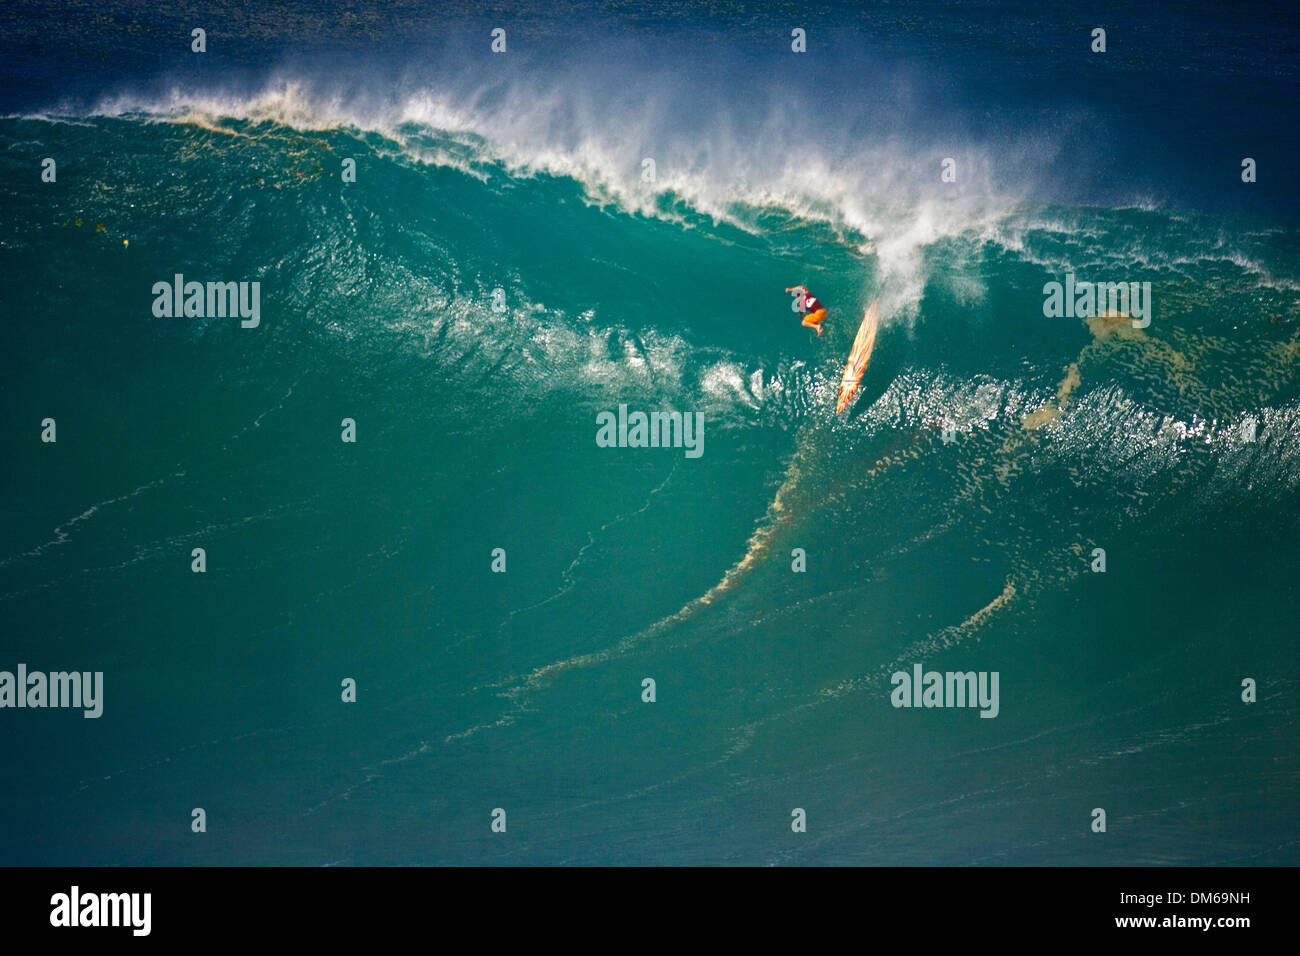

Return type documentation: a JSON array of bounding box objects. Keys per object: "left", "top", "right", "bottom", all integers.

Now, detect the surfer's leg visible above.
[{"left": 802, "top": 308, "right": 827, "bottom": 336}]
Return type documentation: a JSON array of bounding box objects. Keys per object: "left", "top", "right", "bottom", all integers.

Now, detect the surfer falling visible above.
[
  {"left": 787, "top": 284, "right": 829, "bottom": 337},
  {"left": 783, "top": 286, "right": 881, "bottom": 413}
]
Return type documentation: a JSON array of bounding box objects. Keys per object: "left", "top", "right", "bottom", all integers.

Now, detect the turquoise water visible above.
[{"left": 1, "top": 2, "right": 1299, "bottom": 865}]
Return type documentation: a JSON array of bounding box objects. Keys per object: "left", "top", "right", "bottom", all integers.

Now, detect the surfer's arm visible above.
[{"left": 785, "top": 285, "right": 806, "bottom": 293}]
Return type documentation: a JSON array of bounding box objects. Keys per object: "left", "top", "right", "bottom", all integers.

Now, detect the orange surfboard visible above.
[{"left": 835, "top": 298, "right": 880, "bottom": 414}]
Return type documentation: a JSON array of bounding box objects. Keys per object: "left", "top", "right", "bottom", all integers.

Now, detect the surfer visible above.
[{"left": 786, "top": 285, "right": 828, "bottom": 337}]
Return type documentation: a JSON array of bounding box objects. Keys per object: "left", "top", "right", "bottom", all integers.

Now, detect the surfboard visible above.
[{"left": 835, "top": 298, "right": 880, "bottom": 414}]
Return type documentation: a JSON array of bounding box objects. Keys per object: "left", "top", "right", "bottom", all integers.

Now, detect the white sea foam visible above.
[{"left": 72, "top": 75, "right": 1036, "bottom": 320}]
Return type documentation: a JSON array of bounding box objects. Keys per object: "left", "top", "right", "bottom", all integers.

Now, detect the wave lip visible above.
[{"left": 67, "top": 73, "right": 1033, "bottom": 308}]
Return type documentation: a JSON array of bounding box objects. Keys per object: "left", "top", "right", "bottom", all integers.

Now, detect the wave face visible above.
[{"left": 1, "top": 2, "right": 1299, "bottom": 865}]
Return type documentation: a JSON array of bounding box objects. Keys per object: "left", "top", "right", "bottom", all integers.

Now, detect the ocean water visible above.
[{"left": 1, "top": 1, "right": 1298, "bottom": 865}]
